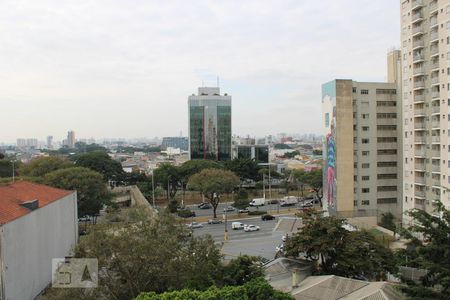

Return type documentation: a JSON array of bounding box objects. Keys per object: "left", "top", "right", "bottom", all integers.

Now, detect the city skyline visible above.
[{"left": 0, "top": 0, "right": 399, "bottom": 142}]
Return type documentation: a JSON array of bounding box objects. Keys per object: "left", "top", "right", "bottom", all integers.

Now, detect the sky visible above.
[{"left": 0, "top": 0, "right": 400, "bottom": 143}]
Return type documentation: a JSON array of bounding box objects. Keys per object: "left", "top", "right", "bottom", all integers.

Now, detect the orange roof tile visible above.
[{"left": 0, "top": 181, "right": 74, "bottom": 225}]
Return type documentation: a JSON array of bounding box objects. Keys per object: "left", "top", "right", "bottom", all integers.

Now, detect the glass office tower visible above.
[{"left": 188, "top": 87, "right": 232, "bottom": 161}]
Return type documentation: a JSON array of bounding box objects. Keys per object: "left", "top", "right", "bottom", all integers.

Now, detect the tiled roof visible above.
[{"left": 0, "top": 181, "right": 73, "bottom": 225}]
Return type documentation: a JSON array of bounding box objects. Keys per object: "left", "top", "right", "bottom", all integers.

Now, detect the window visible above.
[
  {"left": 377, "top": 174, "right": 397, "bottom": 179},
  {"left": 354, "top": 162, "right": 357, "bottom": 168},
  {"left": 377, "top": 137, "right": 397, "bottom": 143},
  {"left": 377, "top": 161, "right": 397, "bottom": 167},
  {"left": 376, "top": 101, "right": 397, "bottom": 106},
  {"left": 447, "top": 21, "right": 450, "bottom": 29},
  {"left": 352, "top": 87, "right": 356, "bottom": 93},
  {"left": 362, "top": 176, "right": 370, "bottom": 181},
  {"left": 362, "top": 151, "right": 370, "bottom": 156},
  {"left": 377, "top": 125, "right": 397, "bottom": 130},
  {"left": 354, "top": 175, "right": 357, "bottom": 181},
  {"left": 377, "top": 186, "right": 397, "bottom": 191},
  {"left": 361, "top": 200, "right": 370, "bottom": 205},
  {"left": 325, "top": 113, "right": 330, "bottom": 127},
  {"left": 362, "top": 138, "right": 370, "bottom": 144},
  {"left": 377, "top": 113, "right": 397, "bottom": 119},
  {"left": 378, "top": 149, "right": 397, "bottom": 155},
  {"left": 362, "top": 188, "right": 370, "bottom": 193},
  {"left": 362, "top": 126, "right": 369, "bottom": 131},
  {"left": 447, "top": 5, "right": 450, "bottom": 13},
  {"left": 361, "top": 89, "right": 369, "bottom": 95},
  {"left": 376, "top": 89, "right": 396, "bottom": 95},
  {"left": 362, "top": 113, "right": 369, "bottom": 119},
  {"left": 377, "top": 198, "right": 397, "bottom": 204},
  {"left": 362, "top": 163, "right": 370, "bottom": 168}
]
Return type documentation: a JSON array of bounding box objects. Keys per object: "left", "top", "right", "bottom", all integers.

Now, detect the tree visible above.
[
  {"left": 73, "top": 151, "right": 124, "bottom": 183},
  {"left": 153, "top": 163, "right": 180, "bottom": 200},
  {"left": 179, "top": 160, "right": 222, "bottom": 201},
  {"left": 0, "top": 159, "right": 20, "bottom": 178},
  {"left": 44, "top": 167, "right": 110, "bottom": 217},
  {"left": 379, "top": 212, "right": 396, "bottom": 232},
  {"left": 398, "top": 202, "right": 450, "bottom": 299},
  {"left": 188, "top": 169, "right": 239, "bottom": 218},
  {"left": 135, "top": 278, "right": 293, "bottom": 300},
  {"left": 286, "top": 213, "right": 396, "bottom": 280},
  {"left": 19, "top": 156, "right": 72, "bottom": 177},
  {"left": 223, "top": 158, "right": 261, "bottom": 182},
  {"left": 220, "top": 255, "right": 264, "bottom": 286},
  {"left": 41, "top": 210, "right": 223, "bottom": 300},
  {"left": 292, "top": 169, "right": 323, "bottom": 206}
]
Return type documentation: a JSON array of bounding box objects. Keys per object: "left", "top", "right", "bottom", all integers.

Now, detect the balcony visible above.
[
  {"left": 413, "top": 39, "right": 425, "bottom": 49},
  {"left": 413, "top": 66, "right": 425, "bottom": 75},
  {"left": 430, "top": 75, "right": 439, "bottom": 85},
  {"left": 412, "top": 12, "right": 424, "bottom": 23},
  {"left": 430, "top": 46, "right": 439, "bottom": 57},
  {"left": 414, "top": 199, "right": 426, "bottom": 209},
  {"left": 431, "top": 164, "right": 441, "bottom": 172},
  {"left": 415, "top": 190, "right": 426, "bottom": 198},
  {"left": 414, "top": 94, "right": 425, "bottom": 102},
  {"left": 431, "top": 179, "right": 441, "bottom": 187},
  {"left": 431, "top": 136, "right": 441, "bottom": 143},
  {"left": 431, "top": 91, "right": 440, "bottom": 98},
  {"left": 431, "top": 150, "right": 440, "bottom": 157},
  {"left": 414, "top": 107, "right": 425, "bottom": 116},
  {"left": 432, "top": 121, "right": 440, "bottom": 128},
  {"left": 415, "top": 163, "right": 426, "bottom": 170},
  {"left": 430, "top": 61, "right": 439, "bottom": 70},
  {"left": 415, "top": 148, "right": 426, "bottom": 157},
  {"left": 413, "top": 53, "right": 425, "bottom": 62},
  {"left": 414, "top": 80, "right": 425, "bottom": 89},
  {"left": 415, "top": 177, "right": 426, "bottom": 184},
  {"left": 429, "top": 1, "right": 438, "bottom": 13},
  {"left": 412, "top": 25, "right": 424, "bottom": 36},
  {"left": 412, "top": 0, "right": 424, "bottom": 9},
  {"left": 431, "top": 105, "right": 440, "bottom": 114},
  {"left": 430, "top": 17, "right": 438, "bottom": 27},
  {"left": 430, "top": 31, "right": 439, "bottom": 41},
  {"left": 414, "top": 136, "right": 426, "bottom": 144},
  {"left": 414, "top": 123, "right": 426, "bottom": 130}
]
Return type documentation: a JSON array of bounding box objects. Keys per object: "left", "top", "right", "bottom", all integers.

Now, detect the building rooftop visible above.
[{"left": 0, "top": 181, "right": 73, "bottom": 225}]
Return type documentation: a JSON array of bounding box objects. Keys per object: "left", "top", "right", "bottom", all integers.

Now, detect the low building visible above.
[
  {"left": 234, "top": 144, "right": 269, "bottom": 163},
  {"left": 0, "top": 181, "right": 78, "bottom": 300}
]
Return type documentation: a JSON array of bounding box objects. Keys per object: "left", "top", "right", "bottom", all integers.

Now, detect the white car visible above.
[
  {"left": 276, "top": 243, "right": 285, "bottom": 252},
  {"left": 187, "top": 222, "right": 203, "bottom": 229},
  {"left": 244, "top": 224, "right": 260, "bottom": 232}
]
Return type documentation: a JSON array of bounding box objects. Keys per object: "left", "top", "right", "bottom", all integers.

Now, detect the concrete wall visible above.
[{"left": 0, "top": 193, "right": 77, "bottom": 300}]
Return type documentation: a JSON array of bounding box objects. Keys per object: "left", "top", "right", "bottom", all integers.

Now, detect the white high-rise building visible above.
[
  {"left": 67, "top": 130, "right": 76, "bottom": 148},
  {"left": 401, "top": 0, "right": 450, "bottom": 224}
]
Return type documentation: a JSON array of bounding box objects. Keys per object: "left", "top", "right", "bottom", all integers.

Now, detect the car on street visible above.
[
  {"left": 78, "top": 215, "right": 91, "bottom": 222},
  {"left": 276, "top": 243, "right": 285, "bottom": 252},
  {"left": 198, "top": 202, "right": 212, "bottom": 209},
  {"left": 238, "top": 208, "right": 249, "bottom": 213},
  {"left": 244, "top": 224, "right": 260, "bottom": 232},
  {"left": 223, "top": 206, "right": 235, "bottom": 212},
  {"left": 207, "top": 218, "right": 223, "bottom": 224},
  {"left": 261, "top": 214, "right": 275, "bottom": 221},
  {"left": 268, "top": 199, "right": 279, "bottom": 204},
  {"left": 231, "top": 222, "right": 245, "bottom": 230},
  {"left": 187, "top": 222, "right": 203, "bottom": 229}
]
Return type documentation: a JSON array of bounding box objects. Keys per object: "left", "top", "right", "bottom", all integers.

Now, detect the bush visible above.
[
  {"left": 177, "top": 209, "right": 195, "bottom": 218},
  {"left": 248, "top": 210, "right": 267, "bottom": 216},
  {"left": 233, "top": 198, "right": 250, "bottom": 209}
]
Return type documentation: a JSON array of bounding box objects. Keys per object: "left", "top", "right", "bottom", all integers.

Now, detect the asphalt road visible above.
[{"left": 187, "top": 202, "right": 300, "bottom": 218}]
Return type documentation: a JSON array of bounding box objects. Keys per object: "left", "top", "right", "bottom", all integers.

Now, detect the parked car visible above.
[
  {"left": 238, "top": 208, "right": 249, "bottom": 213},
  {"left": 299, "top": 202, "right": 313, "bottom": 208},
  {"left": 207, "top": 218, "right": 223, "bottom": 224},
  {"left": 198, "top": 202, "right": 212, "bottom": 209},
  {"left": 261, "top": 214, "right": 275, "bottom": 221},
  {"left": 231, "top": 222, "right": 245, "bottom": 230},
  {"left": 187, "top": 222, "right": 203, "bottom": 229},
  {"left": 244, "top": 224, "right": 260, "bottom": 232},
  {"left": 276, "top": 243, "right": 285, "bottom": 252},
  {"left": 223, "top": 206, "right": 235, "bottom": 212},
  {"left": 268, "top": 199, "right": 279, "bottom": 204},
  {"left": 279, "top": 196, "right": 299, "bottom": 207}
]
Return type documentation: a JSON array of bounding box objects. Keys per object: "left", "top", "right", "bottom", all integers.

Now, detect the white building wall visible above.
[{"left": 0, "top": 193, "right": 78, "bottom": 300}]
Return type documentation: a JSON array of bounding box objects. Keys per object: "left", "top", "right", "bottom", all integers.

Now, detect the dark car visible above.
[
  {"left": 261, "top": 214, "right": 275, "bottom": 221},
  {"left": 268, "top": 199, "right": 279, "bottom": 204},
  {"left": 207, "top": 218, "right": 223, "bottom": 224},
  {"left": 198, "top": 202, "right": 212, "bottom": 209}
]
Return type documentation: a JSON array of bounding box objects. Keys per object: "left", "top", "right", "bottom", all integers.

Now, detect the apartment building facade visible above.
[
  {"left": 401, "top": 0, "right": 450, "bottom": 223},
  {"left": 322, "top": 76, "right": 403, "bottom": 219}
]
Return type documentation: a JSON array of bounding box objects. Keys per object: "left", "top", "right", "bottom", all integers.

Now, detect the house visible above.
[{"left": 0, "top": 181, "right": 78, "bottom": 300}]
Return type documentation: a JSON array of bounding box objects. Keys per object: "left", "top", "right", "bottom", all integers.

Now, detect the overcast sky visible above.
[{"left": 0, "top": 0, "right": 399, "bottom": 143}]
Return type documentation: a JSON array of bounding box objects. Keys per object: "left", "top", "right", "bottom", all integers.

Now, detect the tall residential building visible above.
[
  {"left": 188, "top": 87, "right": 232, "bottom": 161},
  {"left": 401, "top": 0, "right": 450, "bottom": 223},
  {"left": 322, "top": 52, "right": 403, "bottom": 220},
  {"left": 46, "top": 135, "right": 53, "bottom": 149},
  {"left": 67, "top": 130, "right": 76, "bottom": 148}
]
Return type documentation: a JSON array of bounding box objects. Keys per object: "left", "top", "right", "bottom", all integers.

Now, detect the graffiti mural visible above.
[{"left": 322, "top": 81, "right": 337, "bottom": 212}]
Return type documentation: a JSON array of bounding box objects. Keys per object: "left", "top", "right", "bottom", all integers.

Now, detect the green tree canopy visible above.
[
  {"left": 19, "top": 156, "right": 72, "bottom": 177},
  {"left": 135, "top": 278, "right": 293, "bottom": 300},
  {"left": 0, "top": 159, "right": 20, "bottom": 178},
  {"left": 220, "top": 255, "right": 264, "bottom": 286},
  {"left": 286, "top": 213, "right": 396, "bottom": 280},
  {"left": 188, "top": 168, "right": 240, "bottom": 218},
  {"left": 292, "top": 169, "right": 323, "bottom": 205},
  {"left": 398, "top": 202, "right": 450, "bottom": 299},
  {"left": 44, "top": 167, "right": 110, "bottom": 217},
  {"left": 73, "top": 151, "right": 124, "bottom": 182},
  {"left": 179, "top": 159, "right": 222, "bottom": 182},
  {"left": 153, "top": 163, "right": 181, "bottom": 200},
  {"left": 223, "top": 158, "right": 261, "bottom": 181}
]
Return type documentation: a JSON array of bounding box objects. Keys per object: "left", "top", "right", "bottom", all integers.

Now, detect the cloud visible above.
[{"left": 0, "top": 0, "right": 399, "bottom": 142}]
